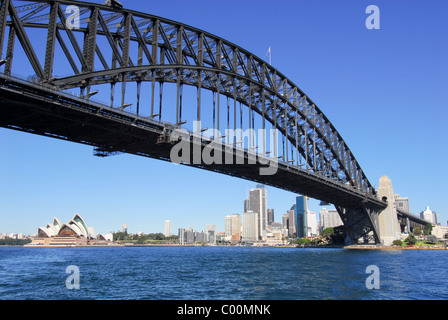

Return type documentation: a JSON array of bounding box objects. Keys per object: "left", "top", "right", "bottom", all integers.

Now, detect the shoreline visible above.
[
  {"left": 343, "top": 245, "right": 447, "bottom": 250},
  {"left": 15, "top": 243, "right": 448, "bottom": 250}
]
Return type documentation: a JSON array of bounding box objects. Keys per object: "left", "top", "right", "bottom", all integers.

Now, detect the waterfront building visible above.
[
  {"left": 98, "top": 233, "right": 113, "bottom": 241},
  {"left": 206, "top": 225, "right": 217, "bottom": 244},
  {"left": 420, "top": 206, "right": 437, "bottom": 225},
  {"left": 164, "top": 220, "right": 171, "bottom": 237},
  {"left": 431, "top": 225, "right": 448, "bottom": 240},
  {"left": 178, "top": 228, "right": 186, "bottom": 245},
  {"left": 242, "top": 211, "right": 259, "bottom": 242},
  {"left": 319, "top": 208, "right": 343, "bottom": 230},
  {"left": 216, "top": 232, "right": 225, "bottom": 242},
  {"left": 38, "top": 214, "right": 95, "bottom": 239},
  {"left": 29, "top": 214, "right": 111, "bottom": 246},
  {"left": 178, "top": 227, "right": 194, "bottom": 245},
  {"left": 178, "top": 227, "right": 209, "bottom": 245},
  {"left": 394, "top": 194, "right": 410, "bottom": 213}
]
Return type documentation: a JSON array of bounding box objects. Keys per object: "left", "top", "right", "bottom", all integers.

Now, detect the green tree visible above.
[
  {"left": 113, "top": 231, "right": 129, "bottom": 241},
  {"left": 424, "top": 224, "right": 433, "bottom": 236},
  {"left": 321, "top": 227, "right": 334, "bottom": 239},
  {"left": 405, "top": 234, "right": 416, "bottom": 245},
  {"left": 296, "top": 238, "right": 311, "bottom": 246},
  {"left": 0, "top": 238, "right": 31, "bottom": 246},
  {"left": 413, "top": 228, "right": 422, "bottom": 237},
  {"left": 392, "top": 239, "right": 403, "bottom": 246}
]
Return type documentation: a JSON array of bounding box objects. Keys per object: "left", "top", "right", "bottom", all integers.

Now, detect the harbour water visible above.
[{"left": 0, "top": 246, "right": 447, "bottom": 300}]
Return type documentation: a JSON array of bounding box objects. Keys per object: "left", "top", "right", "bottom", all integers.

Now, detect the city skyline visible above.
[
  {"left": 1, "top": 0, "right": 447, "bottom": 236},
  {"left": 0, "top": 176, "right": 445, "bottom": 237}
]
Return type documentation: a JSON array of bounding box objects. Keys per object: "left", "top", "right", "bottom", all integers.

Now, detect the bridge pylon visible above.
[
  {"left": 376, "top": 176, "right": 401, "bottom": 246},
  {"left": 335, "top": 176, "right": 403, "bottom": 245},
  {"left": 335, "top": 203, "right": 381, "bottom": 245}
]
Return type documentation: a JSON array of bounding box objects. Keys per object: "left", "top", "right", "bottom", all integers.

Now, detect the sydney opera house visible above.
[{"left": 28, "top": 213, "right": 113, "bottom": 246}]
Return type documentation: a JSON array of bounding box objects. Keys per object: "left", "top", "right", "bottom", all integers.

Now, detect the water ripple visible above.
[{"left": 0, "top": 246, "right": 446, "bottom": 300}]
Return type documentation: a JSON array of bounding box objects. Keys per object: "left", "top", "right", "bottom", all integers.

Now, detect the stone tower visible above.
[{"left": 377, "top": 176, "right": 401, "bottom": 245}]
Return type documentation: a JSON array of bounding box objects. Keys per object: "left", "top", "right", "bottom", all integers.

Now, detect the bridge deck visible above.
[{"left": 0, "top": 76, "right": 386, "bottom": 210}]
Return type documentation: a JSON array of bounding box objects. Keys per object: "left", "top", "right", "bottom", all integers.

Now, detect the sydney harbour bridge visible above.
[{"left": 0, "top": 0, "right": 428, "bottom": 245}]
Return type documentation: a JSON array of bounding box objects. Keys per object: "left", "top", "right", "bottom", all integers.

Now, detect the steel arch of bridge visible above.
[{"left": 0, "top": 0, "right": 387, "bottom": 243}]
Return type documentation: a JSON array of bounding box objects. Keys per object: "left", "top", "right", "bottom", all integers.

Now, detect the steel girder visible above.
[
  {"left": 335, "top": 204, "right": 381, "bottom": 244},
  {"left": 0, "top": 0, "right": 380, "bottom": 204}
]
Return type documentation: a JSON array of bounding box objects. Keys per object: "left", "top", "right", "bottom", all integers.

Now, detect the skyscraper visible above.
[
  {"left": 225, "top": 214, "right": 241, "bottom": 243},
  {"left": 231, "top": 214, "right": 241, "bottom": 243},
  {"left": 242, "top": 211, "right": 259, "bottom": 242},
  {"left": 267, "top": 209, "right": 274, "bottom": 227},
  {"left": 206, "top": 224, "right": 216, "bottom": 244},
  {"left": 319, "top": 208, "right": 343, "bottom": 230},
  {"left": 225, "top": 215, "right": 232, "bottom": 240},
  {"left": 287, "top": 210, "right": 296, "bottom": 237},
  {"left": 306, "top": 211, "right": 318, "bottom": 237},
  {"left": 164, "top": 220, "right": 171, "bottom": 237},
  {"left": 420, "top": 206, "right": 437, "bottom": 224},
  {"left": 282, "top": 214, "right": 289, "bottom": 237},
  {"left": 295, "top": 196, "right": 307, "bottom": 238},
  {"left": 244, "top": 198, "right": 250, "bottom": 212},
  {"left": 248, "top": 184, "right": 267, "bottom": 239}
]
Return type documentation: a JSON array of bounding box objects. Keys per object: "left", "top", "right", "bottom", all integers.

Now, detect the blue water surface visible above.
[{"left": 0, "top": 246, "right": 446, "bottom": 300}]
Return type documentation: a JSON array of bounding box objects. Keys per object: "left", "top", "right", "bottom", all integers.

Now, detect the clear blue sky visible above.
[{"left": 1, "top": 0, "right": 447, "bottom": 235}]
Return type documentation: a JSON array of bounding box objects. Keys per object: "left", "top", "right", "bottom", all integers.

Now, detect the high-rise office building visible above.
[
  {"left": 282, "top": 213, "right": 289, "bottom": 237},
  {"left": 178, "top": 227, "right": 194, "bottom": 245},
  {"left": 244, "top": 198, "right": 250, "bottom": 212},
  {"left": 295, "top": 196, "right": 307, "bottom": 238},
  {"left": 267, "top": 209, "right": 274, "bottom": 227},
  {"left": 206, "top": 224, "right": 216, "bottom": 244},
  {"left": 248, "top": 184, "right": 267, "bottom": 239},
  {"left": 287, "top": 210, "right": 296, "bottom": 237},
  {"left": 231, "top": 214, "right": 241, "bottom": 243},
  {"left": 164, "top": 220, "right": 171, "bottom": 237},
  {"left": 225, "top": 215, "right": 232, "bottom": 240},
  {"left": 178, "top": 227, "right": 208, "bottom": 244},
  {"left": 306, "top": 212, "right": 318, "bottom": 237},
  {"left": 420, "top": 206, "right": 437, "bottom": 225},
  {"left": 225, "top": 214, "right": 241, "bottom": 243},
  {"left": 242, "top": 211, "right": 259, "bottom": 242},
  {"left": 319, "top": 208, "right": 343, "bottom": 230},
  {"left": 121, "top": 224, "right": 128, "bottom": 233}
]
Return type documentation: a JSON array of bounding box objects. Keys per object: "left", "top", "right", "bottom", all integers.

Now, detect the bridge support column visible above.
[
  {"left": 376, "top": 176, "right": 401, "bottom": 246},
  {"left": 336, "top": 204, "right": 381, "bottom": 245}
]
